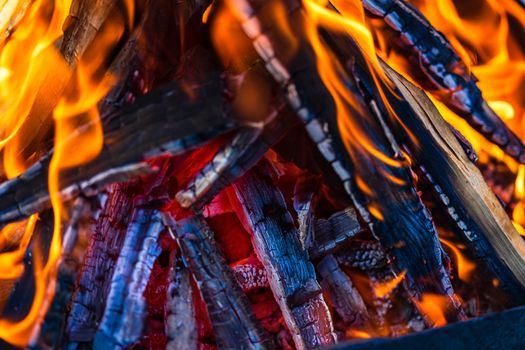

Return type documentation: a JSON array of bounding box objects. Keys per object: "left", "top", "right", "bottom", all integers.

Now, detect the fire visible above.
[
  {"left": 374, "top": 270, "right": 406, "bottom": 298},
  {"left": 0, "top": 0, "right": 72, "bottom": 177},
  {"left": 408, "top": 0, "right": 525, "bottom": 210},
  {"left": 439, "top": 237, "right": 476, "bottom": 282},
  {"left": 0, "top": 0, "right": 131, "bottom": 346},
  {"left": 0, "top": 214, "right": 37, "bottom": 280},
  {"left": 415, "top": 293, "right": 449, "bottom": 327}
]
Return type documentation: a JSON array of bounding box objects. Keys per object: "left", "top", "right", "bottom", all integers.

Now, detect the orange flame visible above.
[
  {"left": 0, "top": 215, "right": 37, "bottom": 280},
  {"left": 415, "top": 293, "right": 449, "bottom": 327},
  {"left": 0, "top": 0, "right": 72, "bottom": 177},
  {"left": 439, "top": 237, "right": 476, "bottom": 282},
  {"left": 374, "top": 270, "right": 407, "bottom": 298},
  {"left": 0, "top": 0, "right": 131, "bottom": 345}
]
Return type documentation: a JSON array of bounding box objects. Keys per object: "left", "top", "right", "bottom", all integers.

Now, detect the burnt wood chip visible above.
[
  {"left": 309, "top": 207, "right": 363, "bottom": 260},
  {"left": 317, "top": 255, "right": 369, "bottom": 327}
]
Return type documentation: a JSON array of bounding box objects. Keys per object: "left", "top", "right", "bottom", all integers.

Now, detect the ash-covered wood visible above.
[
  {"left": 317, "top": 255, "right": 369, "bottom": 328},
  {"left": 94, "top": 209, "right": 163, "bottom": 349},
  {"left": 66, "top": 184, "right": 134, "bottom": 345},
  {"left": 233, "top": 163, "right": 337, "bottom": 349},
  {"left": 309, "top": 207, "right": 363, "bottom": 260},
  {"left": 164, "top": 213, "right": 273, "bottom": 350},
  {"left": 165, "top": 249, "right": 198, "bottom": 350}
]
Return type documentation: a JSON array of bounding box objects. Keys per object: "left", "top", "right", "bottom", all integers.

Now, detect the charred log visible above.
[
  {"left": 361, "top": 0, "right": 525, "bottom": 163},
  {"left": 66, "top": 184, "right": 135, "bottom": 346},
  {"left": 163, "top": 213, "right": 274, "bottom": 350},
  {"left": 93, "top": 209, "right": 163, "bottom": 349},
  {"left": 309, "top": 207, "right": 363, "bottom": 260},
  {"left": 233, "top": 163, "right": 337, "bottom": 349},
  {"left": 0, "top": 72, "right": 236, "bottom": 227}
]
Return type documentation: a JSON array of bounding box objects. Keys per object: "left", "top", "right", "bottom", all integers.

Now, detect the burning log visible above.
[
  {"left": 164, "top": 249, "right": 198, "bottom": 350},
  {"left": 228, "top": 0, "right": 463, "bottom": 322},
  {"left": 233, "top": 163, "right": 337, "bottom": 349},
  {"left": 93, "top": 209, "right": 163, "bottom": 349},
  {"left": 361, "top": 0, "right": 525, "bottom": 163},
  {"left": 1, "top": 0, "right": 525, "bottom": 348},
  {"left": 0, "top": 72, "right": 236, "bottom": 226},
  {"left": 163, "top": 213, "right": 274, "bottom": 350},
  {"left": 379, "top": 62, "right": 525, "bottom": 302}
]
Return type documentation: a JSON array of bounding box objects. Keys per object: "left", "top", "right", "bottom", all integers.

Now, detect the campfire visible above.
[{"left": 0, "top": 0, "right": 524, "bottom": 348}]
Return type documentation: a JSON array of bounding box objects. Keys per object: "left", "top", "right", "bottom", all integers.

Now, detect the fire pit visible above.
[{"left": 0, "top": 0, "right": 523, "bottom": 349}]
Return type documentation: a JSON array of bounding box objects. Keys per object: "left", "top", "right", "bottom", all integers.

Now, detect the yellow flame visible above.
[
  {"left": 0, "top": 0, "right": 72, "bottom": 177},
  {"left": 0, "top": 214, "right": 37, "bottom": 280}
]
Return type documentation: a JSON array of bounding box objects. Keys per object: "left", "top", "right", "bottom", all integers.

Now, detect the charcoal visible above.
[{"left": 310, "top": 207, "right": 363, "bottom": 260}]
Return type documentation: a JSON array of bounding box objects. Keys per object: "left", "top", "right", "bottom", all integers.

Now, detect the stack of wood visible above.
[{"left": 0, "top": 0, "right": 524, "bottom": 349}]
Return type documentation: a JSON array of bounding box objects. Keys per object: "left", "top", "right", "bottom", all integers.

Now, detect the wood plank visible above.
[{"left": 381, "top": 61, "right": 525, "bottom": 300}]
